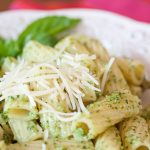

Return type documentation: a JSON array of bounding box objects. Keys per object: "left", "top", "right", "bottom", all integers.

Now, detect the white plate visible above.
[{"left": 0, "top": 9, "right": 149, "bottom": 105}]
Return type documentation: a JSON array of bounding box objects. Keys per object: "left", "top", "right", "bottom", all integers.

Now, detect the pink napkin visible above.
[{"left": 10, "top": 0, "right": 150, "bottom": 23}]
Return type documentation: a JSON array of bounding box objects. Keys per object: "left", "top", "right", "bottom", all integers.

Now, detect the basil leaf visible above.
[
  {"left": 18, "top": 16, "right": 81, "bottom": 48},
  {"left": 22, "top": 32, "right": 58, "bottom": 47},
  {"left": 0, "top": 16, "right": 81, "bottom": 58},
  {"left": 0, "top": 39, "right": 20, "bottom": 57}
]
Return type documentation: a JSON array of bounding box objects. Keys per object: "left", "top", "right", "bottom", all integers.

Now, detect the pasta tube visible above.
[
  {"left": 84, "top": 37, "right": 129, "bottom": 94},
  {"left": 119, "top": 116, "right": 150, "bottom": 150},
  {"left": 0, "top": 127, "right": 3, "bottom": 141},
  {"left": 55, "top": 35, "right": 90, "bottom": 55},
  {"left": 95, "top": 126, "right": 123, "bottom": 150},
  {"left": 22, "top": 41, "right": 58, "bottom": 63},
  {"left": 117, "top": 58, "right": 144, "bottom": 86},
  {"left": 129, "top": 84, "right": 142, "bottom": 97},
  {"left": 72, "top": 90, "right": 141, "bottom": 141},
  {"left": 4, "top": 95, "right": 38, "bottom": 120},
  {"left": 141, "top": 105, "right": 150, "bottom": 131},
  {"left": 69, "top": 35, "right": 129, "bottom": 95},
  {"left": 0, "top": 141, "right": 6, "bottom": 150},
  {"left": 2, "top": 57, "right": 17, "bottom": 72},
  {"left": 40, "top": 108, "right": 72, "bottom": 138},
  {"left": 7, "top": 140, "right": 43, "bottom": 150},
  {"left": 8, "top": 119, "right": 42, "bottom": 143},
  {"left": 141, "top": 105, "right": 150, "bottom": 121},
  {"left": 7, "top": 139, "right": 94, "bottom": 150},
  {"left": 103, "top": 62, "right": 129, "bottom": 95}
]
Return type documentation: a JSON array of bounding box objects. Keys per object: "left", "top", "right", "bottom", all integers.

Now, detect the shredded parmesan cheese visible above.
[
  {"left": 101, "top": 57, "right": 115, "bottom": 93},
  {"left": 0, "top": 52, "right": 101, "bottom": 122},
  {"left": 44, "top": 129, "right": 49, "bottom": 142},
  {"left": 42, "top": 143, "right": 46, "bottom": 150}
]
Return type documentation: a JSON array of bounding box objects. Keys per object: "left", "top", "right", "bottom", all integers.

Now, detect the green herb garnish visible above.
[{"left": 0, "top": 16, "right": 81, "bottom": 58}]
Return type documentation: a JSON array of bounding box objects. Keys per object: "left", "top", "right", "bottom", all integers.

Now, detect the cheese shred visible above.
[
  {"left": 101, "top": 57, "right": 115, "bottom": 93},
  {"left": 0, "top": 52, "right": 101, "bottom": 122}
]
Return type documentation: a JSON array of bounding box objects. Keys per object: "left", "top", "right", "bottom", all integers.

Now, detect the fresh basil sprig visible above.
[
  {"left": 0, "top": 16, "right": 81, "bottom": 57},
  {"left": 0, "top": 39, "right": 20, "bottom": 57}
]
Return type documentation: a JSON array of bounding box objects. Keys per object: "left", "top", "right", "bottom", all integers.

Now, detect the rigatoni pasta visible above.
[
  {"left": 141, "top": 105, "right": 150, "bottom": 131},
  {"left": 6, "top": 139, "right": 94, "bottom": 150},
  {"left": 8, "top": 118, "right": 42, "bottom": 143},
  {"left": 40, "top": 107, "right": 72, "bottom": 138},
  {"left": 119, "top": 116, "right": 150, "bottom": 150},
  {"left": 73, "top": 35, "right": 129, "bottom": 95},
  {"left": 102, "top": 62, "right": 129, "bottom": 95},
  {"left": 117, "top": 58, "right": 145, "bottom": 86},
  {"left": 72, "top": 90, "right": 141, "bottom": 141},
  {"left": 141, "top": 105, "right": 150, "bottom": 121},
  {"left": 0, "top": 141, "right": 6, "bottom": 150},
  {"left": 0, "top": 127, "right": 3, "bottom": 141},
  {"left": 23, "top": 41, "right": 58, "bottom": 63},
  {"left": 4, "top": 96, "right": 38, "bottom": 120},
  {"left": 129, "top": 84, "right": 142, "bottom": 97},
  {"left": 95, "top": 126, "right": 123, "bottom": 150},
  {"left": 6, "top": 140, "right": 44, "bottom": 150}
]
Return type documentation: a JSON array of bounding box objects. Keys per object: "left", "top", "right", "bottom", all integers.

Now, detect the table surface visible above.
[
  {"left": 0, "top": 0, "right": 12, "bottom": 11},
  {"left": 0, "top": 0, "right": 150, "bottom": 23}
]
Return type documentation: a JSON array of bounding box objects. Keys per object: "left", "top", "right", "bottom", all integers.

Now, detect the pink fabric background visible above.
[{"left": 10, "top": 0, "right": 150, "bottom": 23}]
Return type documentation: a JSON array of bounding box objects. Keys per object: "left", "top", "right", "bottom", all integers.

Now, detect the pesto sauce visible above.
[
  {"left": 1, "top": 112, "right": 8, "bottom": 122},
  {"left": 73, "top": 128, "right": 87, "bottom": 141},
  {"left": 27, "top": 122, "right": 38, "bottom": 133},
  {"left": 106, "top": 92, "right": 121, "bottom": 101}
]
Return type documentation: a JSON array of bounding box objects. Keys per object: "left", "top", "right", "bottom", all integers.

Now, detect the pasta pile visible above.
[{"left": 0, "top": 35, "right": 149, "bottom": 150}]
